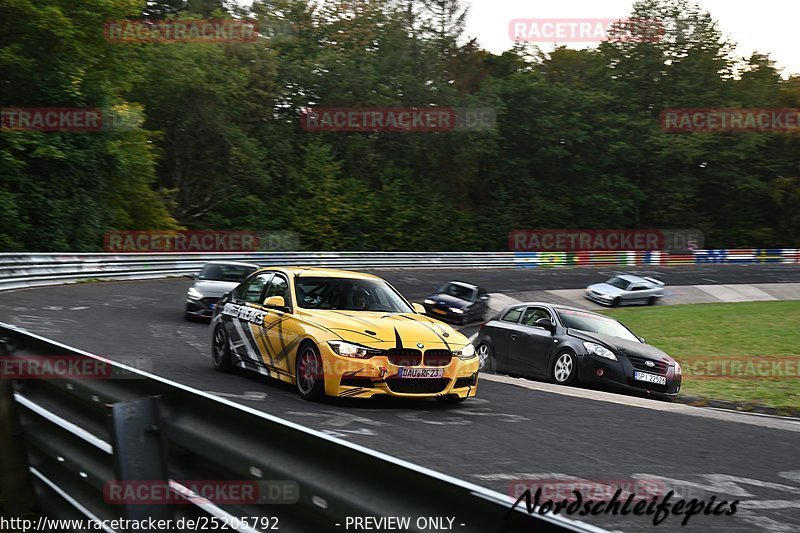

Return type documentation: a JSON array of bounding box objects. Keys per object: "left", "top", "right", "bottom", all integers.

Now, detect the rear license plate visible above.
[
  {"left": 634, "top": 371, "right": 666, "bottom": 386},
  {"left": 209, "top": 303, "right": 215, "bottom": 311},
  {"left": 432, "top": 308, "right": 447, "bottom": 315},
  {"left": 398, "top": 368, "right": 444, "bottom": 379}
]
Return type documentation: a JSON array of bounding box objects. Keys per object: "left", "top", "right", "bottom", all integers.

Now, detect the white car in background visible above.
[
  {"left": 185, "top": 261, "right": 259, "bottom": 319},
  {"left": 585, "top": 274, "right": 665, "bottom": 307}
]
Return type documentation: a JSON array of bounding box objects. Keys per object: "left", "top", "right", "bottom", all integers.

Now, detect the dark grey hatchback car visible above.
[{"left": 474, "top": 303, "right": 681, "bottom": 400}]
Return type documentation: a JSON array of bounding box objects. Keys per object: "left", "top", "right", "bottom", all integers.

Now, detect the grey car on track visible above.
[
  {"left": 585, "top": 274, "right": 665, "bottom": 307},
  {"left": 185, "top": 261, "right": 259, "bottom": 319},
  {"left": 475, "top": 302, "right": 682, "bottom": 400}
]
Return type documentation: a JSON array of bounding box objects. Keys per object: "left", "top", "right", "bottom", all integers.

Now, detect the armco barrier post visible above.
[
  {"left": 0, "top": 337, "right": 37, "bottom": 518},
  {"left": 110, "top": 397, "right": 171, "bottom": 522}
]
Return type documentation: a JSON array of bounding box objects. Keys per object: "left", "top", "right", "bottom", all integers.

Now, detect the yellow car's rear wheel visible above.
[
  {"left": 296, "top": 343, "right": 325, "bottom": 401},
  {"left": 212, "top": 324, "right": 233, "bottom": 373}
]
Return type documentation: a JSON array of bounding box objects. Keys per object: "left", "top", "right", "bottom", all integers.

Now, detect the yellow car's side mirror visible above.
[
  {"left": 263, "top": 295, "right": 286, "bottom": 309},
  {"left": 412, "top": 302, "right": 426, "bottom": 314}
]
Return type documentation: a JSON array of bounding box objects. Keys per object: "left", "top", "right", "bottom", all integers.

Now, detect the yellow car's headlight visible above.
[
  {"left": 454, "top": 343, "right": 476, "bottom": 360},
  {"left": 328, "top": 340, "right": 378, "bottom": 359}
]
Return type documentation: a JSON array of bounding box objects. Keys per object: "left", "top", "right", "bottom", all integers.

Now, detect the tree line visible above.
[{"left": 1, "top": 0, "right": 798, "bottom": 251}]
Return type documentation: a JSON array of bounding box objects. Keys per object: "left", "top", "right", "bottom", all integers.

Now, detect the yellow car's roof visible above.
[{"left": 255, "top": 266, "right": 381, "bottom": 280}]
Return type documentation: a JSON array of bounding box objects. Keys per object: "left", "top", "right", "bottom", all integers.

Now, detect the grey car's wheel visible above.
[
  {"left": 647, "top": 296, "right": 657, "bottom": 306},
  {"left": 552, "top": 351, "right": 577, "bottom": 385},
  {"left": 296, "top": 344, "right": 325, "bottom": 401},
  {"left": 477, "top": 343, "right": 495, "bottom": 373},
  {"left": 211, "top": 324, "right": 233, "bottom": 372},
  {"left": 611, "top": 297, "right": 621, "bottom": 308}
]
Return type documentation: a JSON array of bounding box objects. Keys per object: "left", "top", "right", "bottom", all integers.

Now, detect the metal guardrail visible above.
[
  {"left": 1, "top": 249, "right": 798, "bottom": 292},
  {"left": 0, "top": 252, "right": 522, "bottom": 292},
  {"left": 0, "top": 322, "right": 603, "bottom": 533}
]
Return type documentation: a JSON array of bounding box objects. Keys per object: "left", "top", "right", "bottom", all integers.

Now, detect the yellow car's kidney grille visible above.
[
  {"left": 424, "top": 349, "right": 453, "bottom": 367},
  {"left": 386, "top": 349, "right": 423, "bottom": 366}
]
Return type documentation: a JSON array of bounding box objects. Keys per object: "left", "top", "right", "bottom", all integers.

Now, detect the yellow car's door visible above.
[
  {"left": 227, "top": 272, "right": 272, "bottom": 365},
  {"left": 257, "top": 272, "right": 300, "bottom": 381}
]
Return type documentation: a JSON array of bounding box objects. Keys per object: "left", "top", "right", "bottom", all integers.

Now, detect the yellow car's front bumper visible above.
[{"left": 318, "top": 344, "right": 480, "bottom": 399}]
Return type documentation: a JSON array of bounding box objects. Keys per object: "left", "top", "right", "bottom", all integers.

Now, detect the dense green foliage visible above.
[{"left": 1, "top": 0, "right": 798, "bottom": 251}]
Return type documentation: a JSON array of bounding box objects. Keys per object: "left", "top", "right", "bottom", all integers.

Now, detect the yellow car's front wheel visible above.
[{"left": 296, "top": 343, "right": 325, "bottom": 401}]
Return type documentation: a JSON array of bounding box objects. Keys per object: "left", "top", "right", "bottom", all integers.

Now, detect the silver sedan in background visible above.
[
  {"left": 585, "top": 274, "right": 665, "bottom": 307},
  {"left": 185, "top": 261, "right": 259, "bottom": 319}
]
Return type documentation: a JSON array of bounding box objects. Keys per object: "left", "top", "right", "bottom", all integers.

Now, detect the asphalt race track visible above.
[{"left": 1, "top": 264, "right": 800, "bottom": 532}]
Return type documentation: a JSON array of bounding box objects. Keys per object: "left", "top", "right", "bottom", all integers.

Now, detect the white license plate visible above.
[
  {"left": 634, "top": 371, "right": 667, "bottom": 386},
  {"left": 398, "top": 368, "right": 444, "bottom": 379}
]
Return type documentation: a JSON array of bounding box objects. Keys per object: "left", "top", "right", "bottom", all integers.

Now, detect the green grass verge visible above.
[{"left": 604, "top": 301, "right": 800, "bottom": 413}]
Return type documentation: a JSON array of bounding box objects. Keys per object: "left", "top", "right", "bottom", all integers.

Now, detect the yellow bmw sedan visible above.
[{"left": 209, "top": 267, "right": 479, "bottom": 402}]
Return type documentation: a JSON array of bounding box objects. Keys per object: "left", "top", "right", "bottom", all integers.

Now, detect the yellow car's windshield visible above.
[{"left": 295, "top": 277, "right": 413, "bottom": 313}]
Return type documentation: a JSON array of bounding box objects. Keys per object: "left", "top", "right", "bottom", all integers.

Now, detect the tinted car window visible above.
[
  {"left": 521, "top": 307, "right": 552, "bottom": 327},
  {"left": 438, "top": 282, "right": 476, "bottom": 302},
  {"left": 199, "top": 264, "right": 257, "bottom": 282},
  {"left": 265, "top": 274, "right": 290, "bottom": 302},
  {"left": 606, "top": 277, "right": 631, "bottom": 290},
  {"left": 237, "top": 273, "right": 271, "bottom": 304},
  {"left": 556, "top": 309, "right": 640, "bottom": 343},
  {"left": 501, "top": 308, "right": 523, "bottom": 323},
  {"left": 295, "top": 277, "right": 412, "bottom": 313}
]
